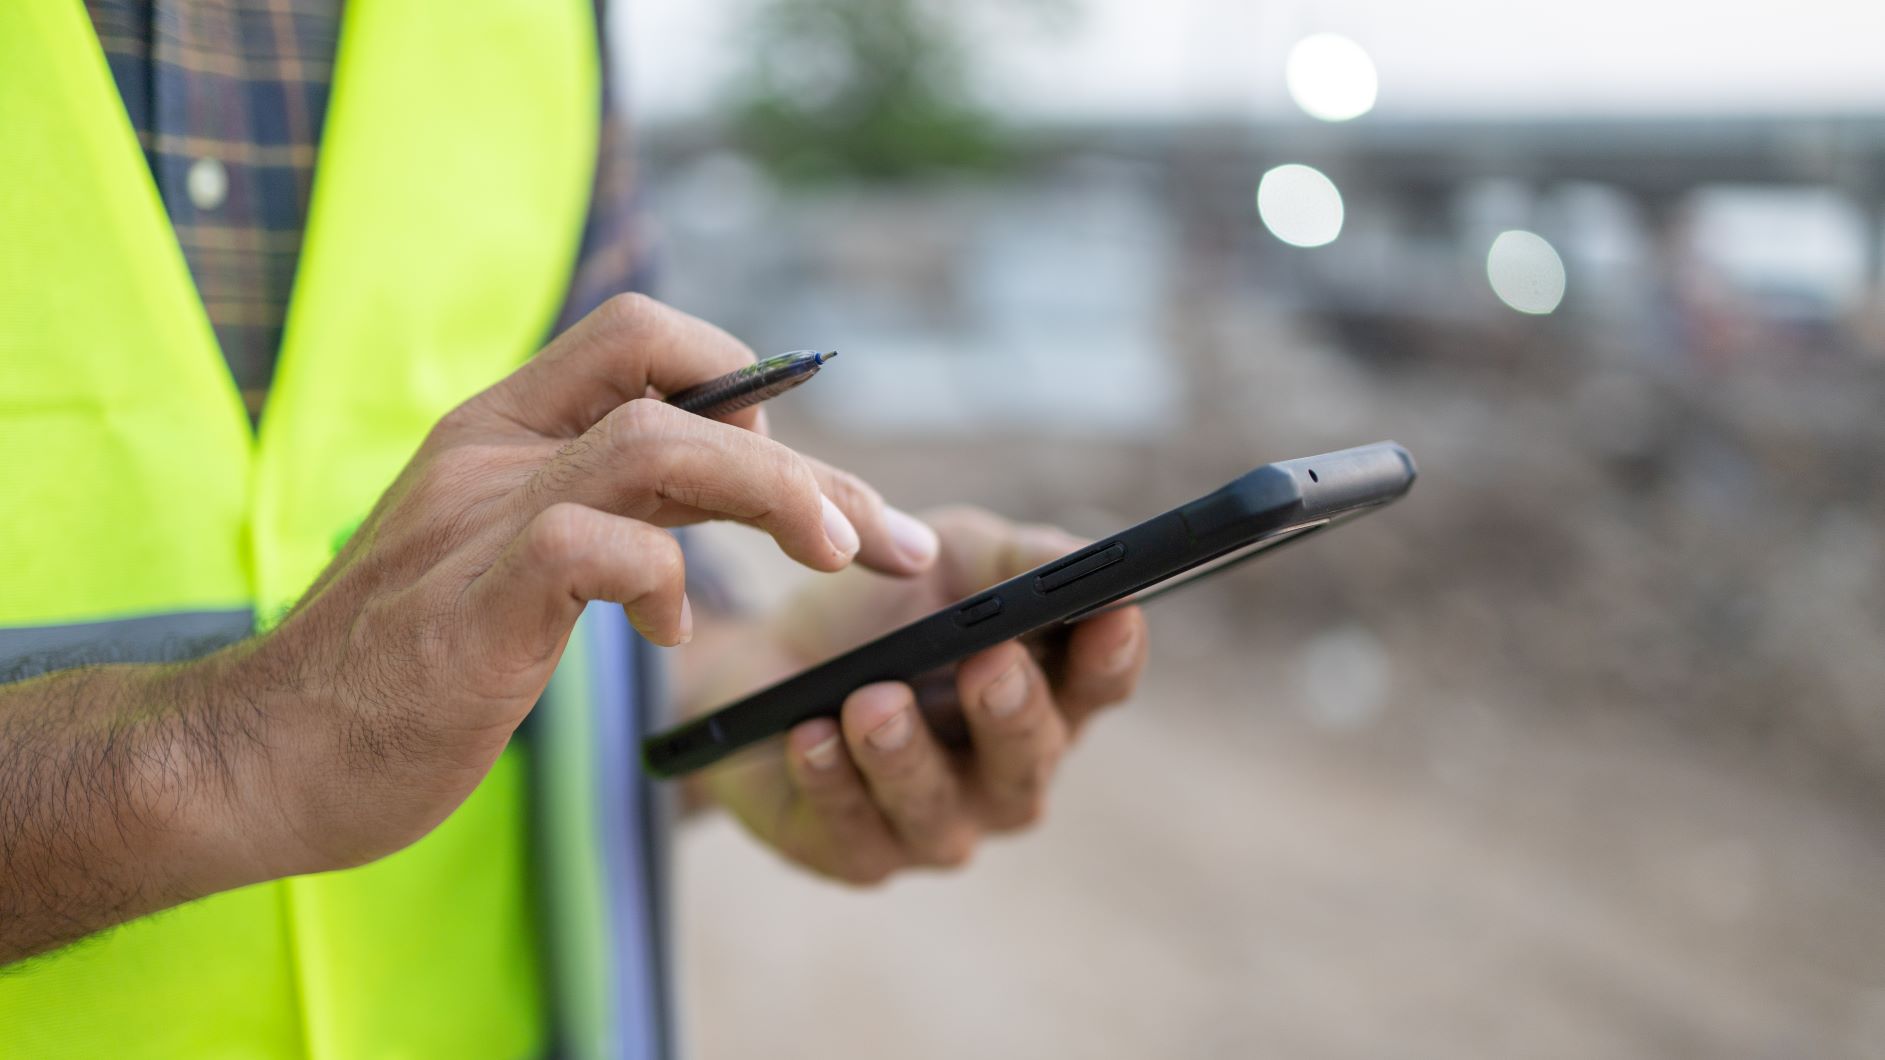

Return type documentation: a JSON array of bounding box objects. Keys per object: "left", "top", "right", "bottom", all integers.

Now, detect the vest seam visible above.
[{"left": 279, "top": 881, "right": 314, "bottom": 1059}]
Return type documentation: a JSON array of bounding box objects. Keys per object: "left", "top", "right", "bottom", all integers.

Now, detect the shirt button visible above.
[{"left": 187, "top": 157, "right": 228, "bottom": 211}]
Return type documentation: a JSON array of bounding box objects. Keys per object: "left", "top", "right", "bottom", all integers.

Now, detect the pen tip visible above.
[{"left": 819, "top": 350, "right": 838, "bottom": 364}]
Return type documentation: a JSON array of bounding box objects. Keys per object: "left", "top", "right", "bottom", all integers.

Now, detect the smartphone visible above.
[{"left": 641, "top": 441, "right": 1417, "bottom": 778}]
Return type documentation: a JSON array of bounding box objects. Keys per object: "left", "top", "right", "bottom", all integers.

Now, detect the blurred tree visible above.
[{"left": 726, "top": 0, "right": 1073, "bottom": 184}]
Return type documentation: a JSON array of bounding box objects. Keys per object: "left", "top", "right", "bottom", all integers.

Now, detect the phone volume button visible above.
[
  {"left": 1035, "top": 542, "right": 1127, "bottom": 593},
  {"left": 953, "top": 595, "right": 1004, "bottom": 627}
]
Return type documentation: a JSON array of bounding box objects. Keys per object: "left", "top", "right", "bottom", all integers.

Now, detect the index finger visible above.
[{"left": 474, "top": 293, "right": 763, "bottom": 438}]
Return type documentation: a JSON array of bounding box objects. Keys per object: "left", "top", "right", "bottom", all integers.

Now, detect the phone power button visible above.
[{"left": 953, "top": 595, "right": 1003, "bottom": 627}]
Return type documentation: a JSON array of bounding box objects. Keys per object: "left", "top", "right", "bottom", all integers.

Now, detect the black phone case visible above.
[{"left": 641, "top": 441, "right": 1417, "bottom": 778}]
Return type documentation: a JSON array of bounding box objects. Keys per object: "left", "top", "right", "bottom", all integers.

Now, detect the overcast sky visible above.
[{"left": 619, "top": 0, "right": 1885, "bottom": 123}]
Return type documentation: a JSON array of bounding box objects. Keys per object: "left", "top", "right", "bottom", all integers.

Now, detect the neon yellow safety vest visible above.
[{"left": 0, "top": 4, "right": 666, "bottom": 1057}]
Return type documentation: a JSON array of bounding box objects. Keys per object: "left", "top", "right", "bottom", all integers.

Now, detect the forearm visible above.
[{"left": 0, "top": 658, "right": 270, "bottom": 965}]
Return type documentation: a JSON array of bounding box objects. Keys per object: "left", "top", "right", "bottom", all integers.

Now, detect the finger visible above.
[
  {"left": 474, "top": 293, "right": 765, "bottom": 438},
  {"left": 463, "top": 504, "right": 690, "bottom": 668},
  {"left": 956, "top": 641, "right": 1065, "bottom": 831},
  {"left": 1054, "top": 605, "right": 1148, "bottom": 736},
  {"left": 523, "top": 398, "right": 860, "bottom": 571},
  {"left": 803, "top": 456, "right": 939, "bottom": 576},
  {"left": 927, "top": 507, "right": 1087, "bottom": 598},
  {"left": 783, "top": 719, "right": 903, "bottom": 886},
  {"left": 841, "top": 682, "right": 976, "bottom": 868}
]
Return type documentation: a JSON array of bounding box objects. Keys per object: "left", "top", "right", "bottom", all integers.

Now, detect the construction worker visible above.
[{"left": 0, "top": 3, "right": 1150, "bottom": 1056}]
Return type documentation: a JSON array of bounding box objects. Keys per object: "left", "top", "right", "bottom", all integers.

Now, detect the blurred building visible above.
[{"left": 621, "top": 4, "right": 1885, "bottom": 1057}]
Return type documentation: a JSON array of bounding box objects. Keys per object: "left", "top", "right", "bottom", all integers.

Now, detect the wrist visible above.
[{"left": 134, "top": 650, "right": 311, "bottom": 893}]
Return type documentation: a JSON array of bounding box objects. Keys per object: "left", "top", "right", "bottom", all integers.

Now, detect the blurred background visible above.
[{"left": 616, "top": 1, "right": 1885, "bottom": 1056}]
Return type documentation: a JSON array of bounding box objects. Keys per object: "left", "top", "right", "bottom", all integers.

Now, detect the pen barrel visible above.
[
  {"left": 670, "top": 370, "right": 810, "bottom": 416},
  {"left": 666, "top": 350, "right": 825, "bottom": 417}
]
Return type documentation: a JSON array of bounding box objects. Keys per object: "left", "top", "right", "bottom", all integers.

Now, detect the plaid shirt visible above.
[{"left": 85, "top": 0, "right": 650, "bottom": 419}]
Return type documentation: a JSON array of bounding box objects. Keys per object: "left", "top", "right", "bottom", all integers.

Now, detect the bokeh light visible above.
[
  {"left": 1256, "top": 164, "right": 1345, "bottom": 247},
  {"left": 1284, "top": 33, "right": 1379, "bottom": 122},
  {"left": 1486, "top": 229, "right": 1567, "bottom": 314}
]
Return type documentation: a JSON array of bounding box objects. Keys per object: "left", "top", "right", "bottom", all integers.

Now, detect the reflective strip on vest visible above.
[
  {"left": 0, "top": 2, "right": 668, "bottom": 1057},
  {"left": 0, "top": 609, "right": 254, "bottom": 681}
]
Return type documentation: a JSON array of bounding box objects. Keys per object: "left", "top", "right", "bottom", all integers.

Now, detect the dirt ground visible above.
[
  {"left": 669, "top": 431, "right": 1885, "bottom": 1060},
  {"left": 674, "top": 637, "right": 1885, "bottom": 1059}
]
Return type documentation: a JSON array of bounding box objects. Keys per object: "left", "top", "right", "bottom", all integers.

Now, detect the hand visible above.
[
  {"left": 701, "top": 507, "right": 1150, "bottom": 884},
  {"left": 191, "top": 295, "right": 927, "bottom": 879}
]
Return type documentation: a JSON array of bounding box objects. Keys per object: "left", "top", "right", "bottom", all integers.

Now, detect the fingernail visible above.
[
  {"left": 821, "top": 494, "right": 860, "bottom": 560},
  {"left": 884, "top": 505, "right": 940, "bottom": 567},
  {"left": 983, "top": 662, "right": 1029, "bottom": 718},
  {"left": 1101, "top": 628, "right": 1138, "bottom": 676},
  {"left": 676, "top": 594, "right": 694, "bottom": 644},
  {"left": 866, "top": 709, "right": 914, "bottom": 753},
  {"left": 805, "top": 734, "right": 841, "bottom": 771}
]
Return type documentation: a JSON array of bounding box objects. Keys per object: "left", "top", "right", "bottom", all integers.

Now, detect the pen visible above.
[{"left": 664, "top": 349, "right": 837, "bottom": 419}]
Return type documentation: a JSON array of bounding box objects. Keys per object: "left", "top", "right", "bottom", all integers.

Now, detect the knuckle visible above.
[
  {"left": 424, "top": 401, "right": 479, "bottom": 447},
  {"left": 604, "top": 396, "right": 680, "bottom": 447},
  {"left": 527, "top": 502, "right": 593, "bottom": 566},
  {"left": 823, "top": 467, "right": 883, "bottom": 517},
  {"left": 596, "top": 291, "right": 658, "bottom": 336},
  {"left": 421, "top": 442, "right": 478, "bottom": 482},
  {"left": 733, "top": 442, "right": 817, "bottom": 526},
  {"left": 590, "top": 403, "right": 683, "bottom": 504},
  {"left": 765, "top": 442, "right": 817, "bottom": 497}
]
